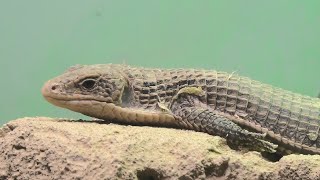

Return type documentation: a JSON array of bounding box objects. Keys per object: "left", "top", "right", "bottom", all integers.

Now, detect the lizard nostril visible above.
[{"left": 51, "top": 85, "right": 58, "bottom": 91}]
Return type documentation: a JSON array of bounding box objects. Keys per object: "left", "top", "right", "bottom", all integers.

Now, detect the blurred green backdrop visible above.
[{"left": 1, "top": 1, "right": 319, "bottom": 125}]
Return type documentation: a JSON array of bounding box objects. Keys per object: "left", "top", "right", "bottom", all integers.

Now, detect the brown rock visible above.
[{"left": 0, "top": 117, "right": 320, "bottom": 180}]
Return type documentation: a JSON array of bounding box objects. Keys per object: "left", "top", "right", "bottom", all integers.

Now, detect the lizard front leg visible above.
[{"left": 169, "top": 87, "right": 278, "bottom": 153}]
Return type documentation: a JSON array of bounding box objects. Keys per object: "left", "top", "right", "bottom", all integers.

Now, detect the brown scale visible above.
[
  {"left": 274, "top": 110, "right": 289, "bottom": 136},
  {"left": 274, "top": 98, "right": 294, "bottom": 137},
  {"left": 125, "top": 66, "right": 320, "bottom": 146},
  {"left": 295, "top": 121, "right": 309, "bottom": 145},
  {"left": 260, "top": 92, "right": 320, "bottom": 148},
  {"left": 215, "top": 73, "right": 228, "bottom": 111},
  {"left": 258, "top": 99, "right": 273, "bottom": 128},
  {"left": 120, "top": 66, "right": 320, "bottom": 153},
  {"left": 225, "top": 78, "right": 239, "bottom": 115},
  {"left": 298, "top": 107, "right": 318, "bottom": 146},
  {"left": 205, "top": 71, "right": 218, "bottom": 109},
  {"left": 285, "top": 117, "right": 300, "bottom": 141},
  {"left": 236, "top": 79, "right": 250, "bottom": 114}
]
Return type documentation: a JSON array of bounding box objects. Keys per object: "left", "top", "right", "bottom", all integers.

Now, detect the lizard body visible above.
[{"left": 42, "top": 64, "right": 320, "bottom": 155}]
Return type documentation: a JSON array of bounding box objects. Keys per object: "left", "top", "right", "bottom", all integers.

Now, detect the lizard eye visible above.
[{"left": 80, "top": 79, "right": 97, "bottom": 90}]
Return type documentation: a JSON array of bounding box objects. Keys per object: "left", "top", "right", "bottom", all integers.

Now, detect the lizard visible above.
[{"left": 41, "top": 64, "right": 320, "bottom": 155}]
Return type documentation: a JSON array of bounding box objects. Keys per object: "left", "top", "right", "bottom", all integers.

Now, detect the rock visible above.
[{"left": 0, "top": 117, "right": 320, "bottom": 180}]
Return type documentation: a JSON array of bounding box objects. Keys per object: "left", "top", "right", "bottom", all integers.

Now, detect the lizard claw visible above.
[
  {"left": 254, "top": 139, "right": 278, "bottom": 153},
  {"left": 247, "top": 132, "right": 278, "bottom": 153},
  {"left": 229, "top": 131, "right": 278, "bottom": 153}
]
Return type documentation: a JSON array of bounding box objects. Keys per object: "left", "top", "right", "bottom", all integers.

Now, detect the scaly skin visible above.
[{"left": 42, "top": 64, "right": 320, "bottom": 154}]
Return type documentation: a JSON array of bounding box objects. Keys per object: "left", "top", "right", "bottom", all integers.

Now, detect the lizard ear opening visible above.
[{"left": 120, "top": 85, "right": 133, "bottom": 106}]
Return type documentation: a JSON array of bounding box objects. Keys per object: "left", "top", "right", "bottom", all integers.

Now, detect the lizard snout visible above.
[{"left": 41, "top": 81, "right": 61, "bottom": 98}]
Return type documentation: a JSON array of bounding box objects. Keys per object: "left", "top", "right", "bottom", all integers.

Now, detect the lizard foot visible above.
[
  {"left": 228, "top": 131, "right": 278, "bottom": 153},
  {"left": 255, "top": 139, "right": 278, "bottom": 153}
]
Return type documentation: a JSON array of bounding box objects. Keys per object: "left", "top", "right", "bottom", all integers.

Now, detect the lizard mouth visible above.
[{"left": 43, "top": 96, "right": 115, "bottom": 118}]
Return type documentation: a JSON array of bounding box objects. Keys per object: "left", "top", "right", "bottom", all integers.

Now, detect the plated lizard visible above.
[{"left": 41, "top": 64, "right": 320, "bottom": 155}]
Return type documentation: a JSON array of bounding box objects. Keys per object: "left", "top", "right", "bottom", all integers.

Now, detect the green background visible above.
[{"left": 1, "top": 1, "right": 319, "bottom": 125}]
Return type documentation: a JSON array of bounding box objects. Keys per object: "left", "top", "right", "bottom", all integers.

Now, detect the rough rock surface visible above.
[{"left": 0, "top": 117, "right": 320, "bottom": 180}]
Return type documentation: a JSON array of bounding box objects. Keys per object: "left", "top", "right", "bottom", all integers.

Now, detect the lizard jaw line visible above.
[
  {"left": 43, "top": 96, "right": 114, "bottom": 109},
  {"left": 43, "top": 96, "right": 120, "bottom": 120},
  {"left": 43, "top": 94, "right": 113, "bottom": 104}
]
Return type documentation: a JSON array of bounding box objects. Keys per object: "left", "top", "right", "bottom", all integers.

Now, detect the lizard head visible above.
[{"left": 41, "top": 64, "right": 129, "bottom": 119}]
